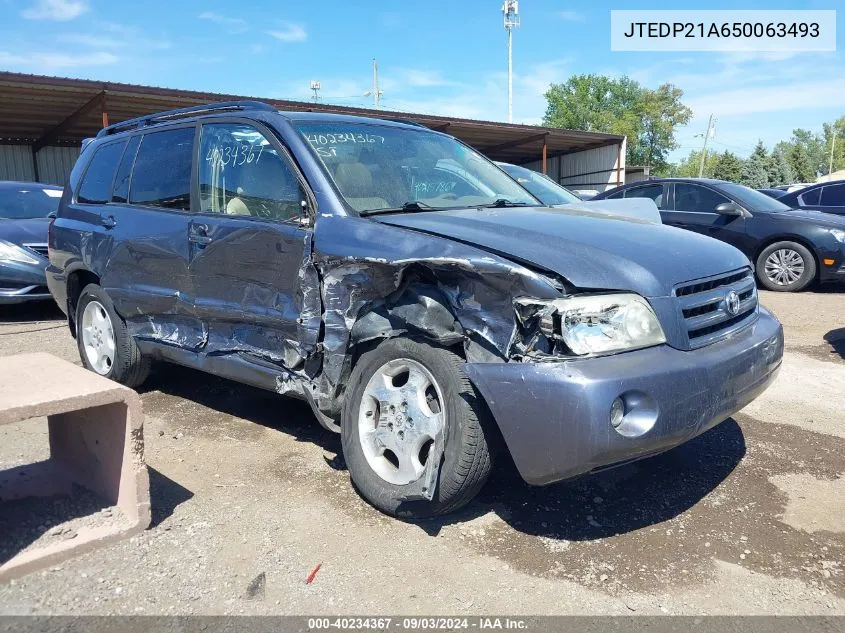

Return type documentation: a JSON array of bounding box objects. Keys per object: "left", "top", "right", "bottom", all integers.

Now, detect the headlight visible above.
[
  {"left": 0, "top": 240, "right": 40, "bottom": 265},
  {"left": 830, "top": 229, "right": 845, "bottom": 243},
  {"left": 519, "top": 293, "right": 666, "bottom": 356}
]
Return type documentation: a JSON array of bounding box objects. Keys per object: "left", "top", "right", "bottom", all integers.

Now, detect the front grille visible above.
[
  {"left": 675, "top": 268, "right": 758, "bottom": 349},
  {"left": 22, "top": 243, "right": 49, "bottom": 259}
]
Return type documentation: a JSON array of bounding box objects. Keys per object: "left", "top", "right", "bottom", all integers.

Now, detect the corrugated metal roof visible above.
[{"left": 0, "top": 71, "right": 623, "bottom": 164}]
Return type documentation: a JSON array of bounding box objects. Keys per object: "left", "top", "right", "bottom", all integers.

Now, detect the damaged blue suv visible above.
[{"left": 47, "top": 101, "right": 784, "bottom": 518}]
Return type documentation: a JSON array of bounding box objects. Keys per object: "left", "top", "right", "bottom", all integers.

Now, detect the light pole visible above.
[
  {"left": 697, "top": 114, "right": 715, "bottom": 178},
  {"left": 502, "top": 0, "right": 519, "bottom": 123}
]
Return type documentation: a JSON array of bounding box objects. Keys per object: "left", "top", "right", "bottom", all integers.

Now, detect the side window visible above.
[
  {"left": 820, "top": 183, "right": 845, "bottom": 206},
  {"left": 799, "top": 187, "right": 821, "bottom": 206},
  {"left": 112, "top": 136, "right": 140, "bottom": 203},
  {"left": 625, "top": 184, "right": 664, "bottom": 209},
  {"left": 199, "top": 123, "right": 305, "bottom": 221},
  {"left": 77, "top": 141, "right": 126, "bottom": 204},
  {"left": 604, "top": 189, "right": 626, "bottom": 200},
  {"left": 673, "top": 183, "right": 729, "bottom": 213},
  {"left": 129, "top": 127, "right": 194, "bottom": 211}
]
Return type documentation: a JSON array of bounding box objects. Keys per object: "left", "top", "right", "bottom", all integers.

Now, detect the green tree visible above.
[
  {"left": 711, "top": 151, "right": 744, "bottom": 182},
  {"left": 544, "top": 74, "right": 691, "bottom": 174},
  {"left": 739, "top": 141, "right": 770, "bottom": 188},
  {"left": 668, "top": 150, "right": 718, "bottom": 178},
  {"left": 777, "top": 140, "right": 815, "bottom": 182},
  {"left": 789, "top": 129, "right": 827, "bottom": 177},
  {"left": 767, "top": 147, "right": 796, "bottom": 187},
  {"left": 634, "top": 83, "right": 694, "bottom": 171}
]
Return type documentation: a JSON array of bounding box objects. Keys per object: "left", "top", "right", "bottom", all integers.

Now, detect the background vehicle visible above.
[
  {"left": 777, "top": 180, "right": 845, "bottom": 217},
  {"left": 775, "top": 183, "right": 813, "bottom": 193},
  {"left": 758, "top": 188, "right": 788, "bottom": 200},
  {"left": 594, "top": 178, "right": 845, "bottom": 292},
  {"left": 496, "top": 162, "right": 661, "bottom": 223},
  {"left": 48, "top": 103, "right": 782, "bottom": 518},
  {"left": 0, "top": 181, "right": 61, "bottom": 304}
]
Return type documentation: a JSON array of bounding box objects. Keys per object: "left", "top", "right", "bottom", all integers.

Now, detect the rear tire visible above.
[
  {"left": 755, "top": 241, "right": 816, "bottom": 292},
  {"left": 75, "top": 283, "right": 150, "bottom": 387},
  {"left": 341, "top": 337, "right": 493, "bottom": 519}
]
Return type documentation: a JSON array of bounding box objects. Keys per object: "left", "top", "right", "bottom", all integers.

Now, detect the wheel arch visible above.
[{"left": 66, "top": 268, "right": 101, "bottom": 337}]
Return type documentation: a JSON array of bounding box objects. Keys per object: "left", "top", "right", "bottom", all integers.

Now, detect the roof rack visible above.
[{"left": 96, "top": 100, "right": 276, "bottom": 137}]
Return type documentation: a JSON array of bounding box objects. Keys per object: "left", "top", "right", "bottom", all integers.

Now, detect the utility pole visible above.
[
  {"left": 502, "top": 0, "right": 519, "bottom": 123},
  {"left": 829, "top": 132, "right": 837, "bottom": 176},
  {"left": 697, "top": 113, "right": 714, "bottom": 178},
  {"left": 371, "top": 58, "right": 383, "bottom": 109}
]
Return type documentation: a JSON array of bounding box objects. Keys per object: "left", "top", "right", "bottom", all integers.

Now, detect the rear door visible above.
[
  {"left": 187, "top": 119, "right": 320, "bottom": 369},
  {"left": 661, "top": 182, "right": 749, "bottom": 252},
  {"left": 99, "top": 125, "right": 200, "bottom": 347}
]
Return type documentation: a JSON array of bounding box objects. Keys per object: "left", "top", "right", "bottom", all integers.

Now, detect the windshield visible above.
[
  {"left": 497, "top": 163, "right": 581, "bottom": 205},
  {"left": 719, "top": 182, "right": 791, "bottom": 212},
  {"left": 0, "top": 186, "right": 62, "bottom": 219},
  {"left": 295, "top": 122, "right": 539, "bottom": 213}
]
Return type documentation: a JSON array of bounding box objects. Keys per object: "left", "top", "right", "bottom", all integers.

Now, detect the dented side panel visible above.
[
  {"left": 187, "top": 216, "right": 321, "bottom": 369},
  {"left": 96, "top": 206, "right": 201, "bottom": 347}
]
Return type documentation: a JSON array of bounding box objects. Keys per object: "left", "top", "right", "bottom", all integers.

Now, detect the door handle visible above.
[
  {"left": 101, "top": 215, "right": 117, "bottom": 229},
  {"left": 189, "top": 234, "right": 213, "bottom": 246},
  {"left": 189, "top": 223, "right": 212, "bottom": 246}
]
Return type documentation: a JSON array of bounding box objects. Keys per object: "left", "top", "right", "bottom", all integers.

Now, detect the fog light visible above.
[{"left": 610, "top": 397, "right": 625, "bottom": 428}]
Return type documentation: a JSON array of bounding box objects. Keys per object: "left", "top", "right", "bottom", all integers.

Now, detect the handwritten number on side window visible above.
[{"left": 205, "top": 142, "right": 265, "bottom": 167}]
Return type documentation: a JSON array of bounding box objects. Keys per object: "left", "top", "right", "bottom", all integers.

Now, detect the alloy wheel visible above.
[
  {"left": 764, "top": 248, "right": 805, "bottom": 286},
  {"left": 357, "top": 358, "right": 445, "bottom": 485},
  {"left": 81, "top": 300, "right": 116, "bottom": 375}
]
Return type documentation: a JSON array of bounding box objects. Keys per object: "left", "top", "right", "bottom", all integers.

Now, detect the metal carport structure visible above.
[{"left": 0, "top": 72, "right": 625, "bottom": 190}]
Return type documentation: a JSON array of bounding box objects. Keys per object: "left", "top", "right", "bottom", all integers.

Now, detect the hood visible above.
[
  {"left": 776, "top": 208, "right": 845, "bottom": 228},
  {"left": 0, "top": 217, "right": 50, "bottom": 246},
  {"left": 374, "top": 206, "right": 749, "bottom": 297},
  {"left": 557, "top": 198, "right": 662, "bottom": 224}
]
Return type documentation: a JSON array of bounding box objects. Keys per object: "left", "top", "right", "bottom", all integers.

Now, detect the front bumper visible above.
[
  {"left": 0, "top": 260, "right": 51, "bottom": 304},
  {"left": 819, "top": 243, "right": 845, "bottom": 283},
  {"left": 464, "top": 306, "right": 783, "bottom": 486}
]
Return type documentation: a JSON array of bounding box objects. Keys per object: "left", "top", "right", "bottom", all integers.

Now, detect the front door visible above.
[
  {"left": 187, "top": 120, "right": 320, "bottom": 370},
  {"left": 661, "top": 182, "right": 749, "bottom": 252}
]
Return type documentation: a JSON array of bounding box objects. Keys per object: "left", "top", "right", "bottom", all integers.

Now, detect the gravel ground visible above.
[{"left": 0, "top": 289, "right": 843, "bottom": 615}]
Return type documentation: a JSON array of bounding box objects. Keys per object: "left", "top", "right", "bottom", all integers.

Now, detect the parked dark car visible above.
[
  {"left": 777, "top": 180, "right": 845, "bottom": 217},
  {"left": 758, "top": 188, "right": 788, "bottom": 199},
  {"left": 47, "top": 102, "right": 782, "bottom": 518},
  {"left": 496, "top": 162, "right": 661, "bottom": 223},
  {"left": 0, "top": 181, "right": 62, "bottom": 304},
  {"left": 594, "top": 178, "right": 845, "bottom": 292}
]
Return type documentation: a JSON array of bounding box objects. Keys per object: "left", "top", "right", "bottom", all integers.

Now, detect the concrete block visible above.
[{"left": 0, "top": 352, "right": 150, "bottom": 581}]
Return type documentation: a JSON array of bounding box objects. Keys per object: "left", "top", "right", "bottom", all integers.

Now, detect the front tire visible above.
[
  {"left": 341, "top": 337, "right": 493, "bottom": 519},
  {"left": 76, "top": 284, "right": 150, "bottom": 387},
  {"left": 756, "top": 241, "right": 816, "bottom": 292}
]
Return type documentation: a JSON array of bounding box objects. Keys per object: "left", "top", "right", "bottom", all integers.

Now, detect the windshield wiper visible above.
[
  {"left": 481, "top": 198, "right": 531, "bottom": 208},
  {"left": 360, "top": 201, "right": 436, "bottom": 216}
]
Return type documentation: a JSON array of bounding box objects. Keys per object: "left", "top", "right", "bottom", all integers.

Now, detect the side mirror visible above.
[
  {"left": 715, "top": 202, "right": 744, "bottom": 216},
  {"left": 47, "top": 211, "right": 57, "bottom": 219}
]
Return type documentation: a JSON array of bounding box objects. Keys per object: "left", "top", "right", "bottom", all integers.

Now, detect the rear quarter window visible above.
[
  {"left": 77, "top": 141, "right": 126, "bottom": 204},
  {"left": 799, "top": 187, "right": 821, "bottom": 206}
]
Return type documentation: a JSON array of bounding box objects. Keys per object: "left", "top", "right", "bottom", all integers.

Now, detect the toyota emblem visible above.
[{"left": 725, "top": 290, "right": 741, "bottom": 316}]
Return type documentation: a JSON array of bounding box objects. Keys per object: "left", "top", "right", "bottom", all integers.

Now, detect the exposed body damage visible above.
[{"left": 289, "top": 215, "right": 564, "bottom": 419}]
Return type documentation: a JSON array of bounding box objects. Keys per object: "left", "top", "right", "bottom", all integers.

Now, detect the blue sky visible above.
[{"left": 1, "top": 0, "right": 843, "bottom": 162}]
